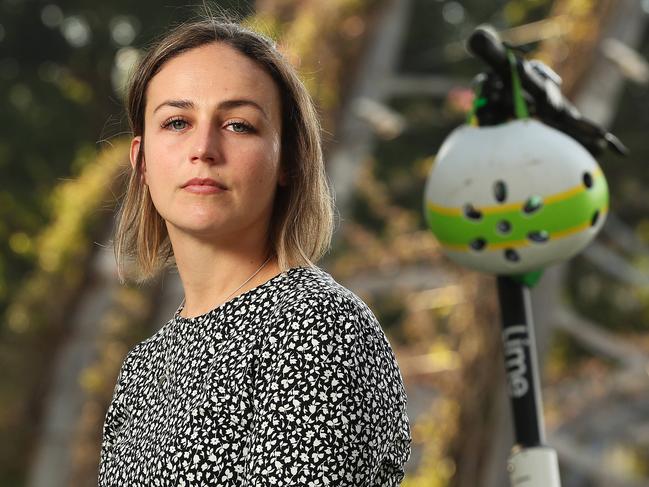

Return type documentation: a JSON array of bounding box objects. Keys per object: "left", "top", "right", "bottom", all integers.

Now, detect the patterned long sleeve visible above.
[
  {"left": 98, "top": 347, "right": 135, "bottom": 483},
  {"left": 243, "top": 292, "right": 411, "bottom": 486}
]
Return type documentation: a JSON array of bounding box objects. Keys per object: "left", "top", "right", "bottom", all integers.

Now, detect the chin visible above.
[{"left": 167, "top": 217, "right": 228, "bottom": 235}]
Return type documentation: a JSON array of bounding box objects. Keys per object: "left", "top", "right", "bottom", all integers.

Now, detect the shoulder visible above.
[
  {"left": 112, "top": 324, "right": 167, "bottom": 388},
  {"left": 277, "top": 265, "right": 376, "bottom": 318},
  {"left": 270, "top": 265, "right": 407, "bottom": 398},
  {"left": 271, "top": 267, "right": 394, "bottom": 356}
]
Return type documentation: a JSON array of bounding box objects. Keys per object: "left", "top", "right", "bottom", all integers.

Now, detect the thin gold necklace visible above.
[{"left": 176, "top": 253, "right": 273, "bottom": 318}]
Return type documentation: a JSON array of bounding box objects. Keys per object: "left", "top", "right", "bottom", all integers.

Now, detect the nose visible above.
[{"left": 189, "top": 122, "right": 222, "bottom": 164}]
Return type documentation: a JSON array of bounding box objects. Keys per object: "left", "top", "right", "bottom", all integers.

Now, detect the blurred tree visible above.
[{"left": 0, "top": 0, "right": 254, "bottom": 320}]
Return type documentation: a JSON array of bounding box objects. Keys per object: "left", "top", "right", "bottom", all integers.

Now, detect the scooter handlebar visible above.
[
  {"left": 466, "top": 25, "right": 509, "bottom": 73},
  {"left": 464, "top": 24, "right": 628, "bottom": 157}
]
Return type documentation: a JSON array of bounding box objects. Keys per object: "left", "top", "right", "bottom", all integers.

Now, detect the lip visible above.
[
  {"left": 184, "top": 185, "right": 226, "bottom": 194},
  {"left": 182, "top": 177, "right": 228, "bottom": 192}
]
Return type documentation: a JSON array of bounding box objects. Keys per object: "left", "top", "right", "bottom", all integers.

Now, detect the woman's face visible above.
[{"left": 130, "top": 42, "right": 286, "bottom": 244}]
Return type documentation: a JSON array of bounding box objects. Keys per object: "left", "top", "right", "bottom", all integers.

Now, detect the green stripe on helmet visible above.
[{"left": 425, "top": 170, "right": 608, "bottom": 250}]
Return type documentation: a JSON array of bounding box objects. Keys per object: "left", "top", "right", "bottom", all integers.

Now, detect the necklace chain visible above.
[{"left": 176, "top": 253, "right": 273, "bottom": 318}]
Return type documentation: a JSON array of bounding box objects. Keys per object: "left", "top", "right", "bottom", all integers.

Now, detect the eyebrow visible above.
[{"left": 152, "top": 98, "right": 268, "bottom": 119}]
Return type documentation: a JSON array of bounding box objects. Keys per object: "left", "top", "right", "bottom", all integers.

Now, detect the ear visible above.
[{"left": 129, "top": 136, "right": 146, "bottom": 185}]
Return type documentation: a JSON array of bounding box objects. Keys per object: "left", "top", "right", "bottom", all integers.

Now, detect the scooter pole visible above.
[{"left": 497, "top": 276, "right": 561, "bottom": 487}]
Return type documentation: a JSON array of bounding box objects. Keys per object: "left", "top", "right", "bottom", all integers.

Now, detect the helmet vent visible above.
[
  {"left": 528, "top": 230, "right": 549, "bottom": 243},
  {"left": 494, "top": 180, "right": 507, "bottom": 202},
  {"left": 470, "top": 238, "right": 487, "bottom": 251},
  {"left": 591, "top": 209, "right": 600, "bottom": 227},
  {"left": 496, "top": 220, "right": 512, "bottom": 234},
  {"left": 464, "top": 204, "right": 483, "bottom": 221},
  {"left": 504, "top": 248, "right": 520, "bottom": 262},
  {"left": 583, "top": 172, "right": 593, "bottom": 189},
  {"left": 523, "top": 196, "right": 543, "bottom": 214}
]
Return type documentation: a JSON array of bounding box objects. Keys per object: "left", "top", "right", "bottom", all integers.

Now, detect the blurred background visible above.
[{"left": 1, "top": 0, "right": 649, "bottom": 485}]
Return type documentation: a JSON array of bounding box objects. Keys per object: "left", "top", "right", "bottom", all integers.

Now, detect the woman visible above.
[{"left": 100, "top": 15, "right": 411, "bottom": 487}]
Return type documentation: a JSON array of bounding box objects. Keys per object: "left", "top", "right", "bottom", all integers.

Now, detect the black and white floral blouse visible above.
[{"left": 98, "top": 265, "right": 411, "bottom": 486}]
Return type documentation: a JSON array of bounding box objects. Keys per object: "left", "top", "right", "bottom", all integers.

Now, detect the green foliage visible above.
[
  {"left": 5, "top": 140, "right": 129, "bottom": 333},
  {"left": 0, "top": 0, "right": 255, "bottom": 343},
  {"left": 0, "top": 140, "right": 128, "bottom": 485}
]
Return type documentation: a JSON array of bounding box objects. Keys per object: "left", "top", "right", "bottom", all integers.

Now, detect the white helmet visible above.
[{"left": 423, "top": 118, "right": 609, "bottom": 274}]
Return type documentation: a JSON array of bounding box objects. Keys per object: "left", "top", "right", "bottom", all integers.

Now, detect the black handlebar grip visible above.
[
  {"left": 465, "top": 24, "right": 628, "bottom": 157},
  {"left": 466, "top": 25, "right": 509, "bottom": 72}
]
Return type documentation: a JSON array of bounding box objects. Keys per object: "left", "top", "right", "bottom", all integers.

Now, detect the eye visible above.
[
  {"left": 162, "top": 117, "right": 188, "bottom": 131},
  {"left": 226, "top": 121, "right": 254, "bottom": 133}
]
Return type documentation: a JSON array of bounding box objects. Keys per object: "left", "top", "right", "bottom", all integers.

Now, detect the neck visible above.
[{"left": 168, "top": 225, "right": 281, "bottom": 319}]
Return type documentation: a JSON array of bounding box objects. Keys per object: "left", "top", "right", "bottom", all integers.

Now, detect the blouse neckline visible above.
[{"left": 172, "top": 266, "right": 306, "bottom": 325}]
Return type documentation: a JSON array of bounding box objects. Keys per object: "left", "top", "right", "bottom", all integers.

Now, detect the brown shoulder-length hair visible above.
[{"left": 113, "top": 16, "right": 336, "bottom": 285}]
